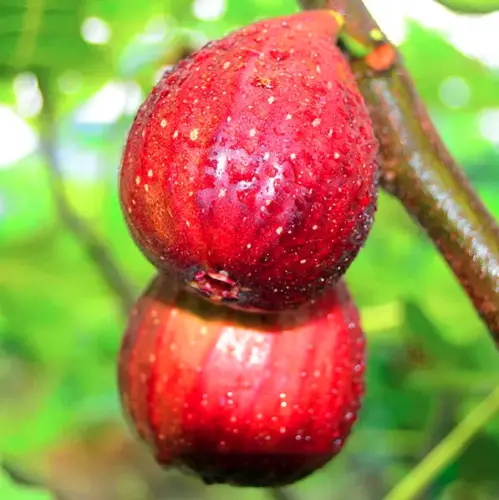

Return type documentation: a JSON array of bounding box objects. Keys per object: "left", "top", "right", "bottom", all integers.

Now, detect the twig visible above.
[
  {"left": 3, "top": 73, "right": 135, "bottom": 496},
  {"left": 416, "top": 393, "right": 456, "bottom": 500},
  {"left": 36, "top": 71, "right": 136, "bottom": 315},
  {"left": 299, "top": 0, "right": 499, "bottom": 344},
  {"left": 383, "top": 384, "right": 499, "bottom": 500}
]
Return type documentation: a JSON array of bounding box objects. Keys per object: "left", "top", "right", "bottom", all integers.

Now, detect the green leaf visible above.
[
  {"left": 458, "top": 434, "right": 499, "bottom": 483},
  {"left": 434, "top": 0, "right": 499, "bottom": 13},
  {"left": 433, "top": 111, "right": 497, "bottom": 167},
  {"left": 403, "top": 301, "right": 467, "bottom": 368},
  {"left": 0, "top": 0, "right": 166, "bottom": 78},
  {"left": 401, "top": 23, "right": 499, "bottom": 111},
  {"left": 0, "top": 0, "right": 106, "bottom": 74},
  {"left": 0, "top": 465, "right": 52, "bottom": 500},
  {"left": 0, "top": 159, "right": 54, "bottom": 247}
]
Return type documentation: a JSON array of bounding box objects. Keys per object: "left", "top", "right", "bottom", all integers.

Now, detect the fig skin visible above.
[
  {"left": 120, "top": 10, "right": 379, "bottom": 312},
  {"left": 118, "top": 273, "right": 365, "bottom": 487}
]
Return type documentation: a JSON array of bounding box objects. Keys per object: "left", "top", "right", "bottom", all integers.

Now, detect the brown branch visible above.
[
  {"left": 300, "top": 0, "right": 499, "bottom": 344},
  {"left": 36, "top": 71, "right": 137, "bottom": 316}
]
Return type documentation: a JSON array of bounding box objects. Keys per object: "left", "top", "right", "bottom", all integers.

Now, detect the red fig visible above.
[
  {"left": 118, "top": 274, "right": 365, "bottom": 487},
  {"left": 120, "top": 10, "right": 378, "bottom": 312}
]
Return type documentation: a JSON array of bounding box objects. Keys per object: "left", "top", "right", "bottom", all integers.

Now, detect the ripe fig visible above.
[
  {"left": 120, "top": 10, "right": 378, "bottom": 312},
  {"left": 118, "top": 273, "right": 365, "bottom": 487}
]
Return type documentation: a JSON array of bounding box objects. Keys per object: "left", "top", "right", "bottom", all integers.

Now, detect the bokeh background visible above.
[{"left": 1, "top": 0, "right": 499, "bottom": 499}]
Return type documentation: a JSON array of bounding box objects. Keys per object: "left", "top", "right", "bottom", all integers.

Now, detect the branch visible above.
[
  {"left": 37, "top": 71, "right": 136, "bottom": 315},
  {"left": 300, "top": 0, "right": 499, "bottom": 344},
  {"left": 4, "top": 68, "right": 136, "bottom": 500}
]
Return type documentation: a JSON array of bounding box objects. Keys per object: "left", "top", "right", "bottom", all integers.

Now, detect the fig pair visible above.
[{"left": 118, "top": 10, "right": 378, "bottom": 487}]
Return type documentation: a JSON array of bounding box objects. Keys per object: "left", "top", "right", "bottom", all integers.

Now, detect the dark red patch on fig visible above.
[
  {"left": 118, "top": 274, "right": 365, "bottom": 487},
  {"left": 120, "top": 10, "right": 379, "bottom": 311}
]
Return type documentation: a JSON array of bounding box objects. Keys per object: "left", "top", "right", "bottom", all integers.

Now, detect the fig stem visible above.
[
  {"left": 338, "top": 31, "right": 372, "bottom": 58},
  {"left": 37, "top": 71, "right": 137, "bottom": 315},
  {"left": 299, "top": 0, "right": 499, "bottom": 344},
  {"left": 383, "top": 384, "right": 499, "bottom": 500}
]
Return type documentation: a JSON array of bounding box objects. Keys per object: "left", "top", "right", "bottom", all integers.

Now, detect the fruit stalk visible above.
[{"left": 300, "top": 0, "right": 499, "bottom": 343}]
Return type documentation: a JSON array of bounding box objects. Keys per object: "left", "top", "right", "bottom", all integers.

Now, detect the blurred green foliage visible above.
[
  {"left": 0, "top": 1, "right": 498, "bottom": 499},
  {"left": 0, "top": 467, "right": 52, "bottom": 500}
]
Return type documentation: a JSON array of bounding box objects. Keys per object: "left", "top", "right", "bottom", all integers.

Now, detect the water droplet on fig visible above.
[
  {"left": 269, "top": 48, "right": 290, "bottom": 61},
  {"left": 333, "top": 438, "right": 343, "bottom": 451}
]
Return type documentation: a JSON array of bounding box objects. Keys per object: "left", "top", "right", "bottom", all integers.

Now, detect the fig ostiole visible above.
[
  {"left": 120, "top": 10, "right": 379, "bottom": 312},
  {"left": 118, "top": 273, "right": 365, "bottom": 487}
]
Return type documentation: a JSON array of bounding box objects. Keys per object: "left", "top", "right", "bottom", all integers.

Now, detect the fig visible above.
[
  {"left": 120, "top": 10, "right": 378, "bottom": 311},
  {"left": 118, "top": 273, "right": 365, "bottom": 487}
]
